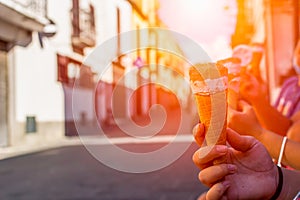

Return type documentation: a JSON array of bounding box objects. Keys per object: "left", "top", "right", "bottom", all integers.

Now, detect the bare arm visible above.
[
  {"left": 260, "top": 128, "right": 300, "bottom": 170},
  {"left": 228, "top": 101, "right": 300, "bottom": 169},
  {"left": 252, "top": 99, "right": 292, "bottom": 136},
  {"left": 239, "top": 73, "right": 292, "bottom": 135}
]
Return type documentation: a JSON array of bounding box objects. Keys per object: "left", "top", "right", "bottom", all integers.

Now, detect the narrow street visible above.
[
  {"left": 0, "top": 0, "right": 290, "bottom": 199},
  {"left": 0, "top": 142, "right": 208, "bottom": 200}
]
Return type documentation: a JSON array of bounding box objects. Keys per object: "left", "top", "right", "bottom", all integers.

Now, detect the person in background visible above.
[
  {"left": 192, "top": 123, "right": 300, "bottom": 200},
  {"left": 228, "top": 100, "right": 300, "bottom": 169},
  {"left": 238, "top": 40, "right": 300, "bottom": 140},
  {"left": 274, "top": 39, "right": 300, "bottom": 121}
]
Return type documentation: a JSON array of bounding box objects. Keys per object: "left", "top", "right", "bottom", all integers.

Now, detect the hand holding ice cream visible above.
[{"left": 189, "top": 63, "right": 228, "bottom": 148}]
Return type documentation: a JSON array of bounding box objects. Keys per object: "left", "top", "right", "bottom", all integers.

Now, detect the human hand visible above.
[
  {"left": 192, "top": 124, "right": 278, "bottom": 200},
  {"left": 239, "top": 73, "right": 267, "bottom": 106},
  {"left": 227, "top": 100, "right": 263, "bottom": 139}
]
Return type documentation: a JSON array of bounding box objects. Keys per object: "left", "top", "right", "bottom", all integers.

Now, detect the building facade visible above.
[
  {"left": 0, "top": 0, "right": 198, "bottom": 147},
  {"left": 264, "top": 0, "right": 299, "bottom": 101},
  {"left": 0, "top": 0, "right": 52, "bottom": 147},
  {"left": 232, "top": 0, "right": 300, "bottom": 102}
]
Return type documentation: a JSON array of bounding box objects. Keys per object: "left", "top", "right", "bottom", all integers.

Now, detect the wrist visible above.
[
  {"left": 251, "top": 125, "right": 264, "bottom": 142},
  {"left": 269, "top": 166, "right": 283, "bottom": 200}
]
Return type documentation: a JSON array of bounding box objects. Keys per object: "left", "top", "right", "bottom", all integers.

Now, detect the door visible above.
[{"left": 0, "top": 51, "right": 8, "bottom": 146}]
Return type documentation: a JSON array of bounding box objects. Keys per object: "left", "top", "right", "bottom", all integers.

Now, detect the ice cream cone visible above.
[
  {"left": 217, "top": 57, "right": 241, "bottom": 81},
  {"left": 189, "top": 63, "right": 228, "bottom": 147}
]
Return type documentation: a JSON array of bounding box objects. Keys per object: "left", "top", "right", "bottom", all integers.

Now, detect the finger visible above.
[
  {"left": 239, "top": 75, "right": 256, "bottom": 95},
  {"left": 227, "top": 128, "right": 257, "bottom": 152},
  {"left": 206, "top": 181, "right": 230, "bottom": 200},
  {"left": 193, "top": 145, "right": 228, "bottom": 169},
  {"left": 237, "top": 100, "right": 251, "bottom": 112},
  {"left": 227, "top": 107, "right": 241, "bottom": 128},
  {"left": 227, "top": 101, "right": 249, "bottom": 119},
  {"left": 193, "top": 123, "right": 205, "bottom": 146},
  {"left": 198, "top": 164, "right": 237, "bottom": 187},
  {"left": 227, "top": 105, "right": 237, "bottom": 119}
]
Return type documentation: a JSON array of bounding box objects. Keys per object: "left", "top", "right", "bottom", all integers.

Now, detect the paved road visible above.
[{"left": 0, "top": 142, "right": 207, "bottom": 200}]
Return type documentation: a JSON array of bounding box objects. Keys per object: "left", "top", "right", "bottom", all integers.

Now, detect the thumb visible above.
[
  {"left": 237, "top": 100, "right": 251, "bottom": 112},
  {"left": 226, "top": 128, "right": 256, "bottom": 152}
]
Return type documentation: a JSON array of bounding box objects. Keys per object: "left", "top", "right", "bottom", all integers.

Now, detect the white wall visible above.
[
  {"left": 14, "top": 33, "right": 65, "bottom": 122},
  {"left": 14, "top": 0, "right": 134, "bottom": 123},
  {"left": 88, "top": 0, "right": 133, "bottom": 95},
  {"left": 91, "top": 0, "right": 132, "bottom": 44},
  {"left": 14, "top": 0, "right": 73, "bottom": 122}
]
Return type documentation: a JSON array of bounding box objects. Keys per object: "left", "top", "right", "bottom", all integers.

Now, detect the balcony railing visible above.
[
  {"left": 71, "top": 0, "right": 96, "bottom": 55},
  {"left": 10, "top": 0, "right": 47, "bottom": 18}
]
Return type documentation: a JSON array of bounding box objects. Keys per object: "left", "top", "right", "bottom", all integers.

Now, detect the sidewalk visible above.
[
  {"left": 0, "top": 137, "right": 76, "bottom": 160},
  {"left": 0, "top": 134, "right": 195, "bottom": 161},
  {"left": 0, "top": 108, "right": 197, "bottom": 160}
]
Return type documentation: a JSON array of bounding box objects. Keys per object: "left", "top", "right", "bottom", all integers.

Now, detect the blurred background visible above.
[
  {"left": 1, "top": 0, "right": 298, "bottom": 146},
  {"left": 0, "top": 0, "right": 299, "bottom": 199}
]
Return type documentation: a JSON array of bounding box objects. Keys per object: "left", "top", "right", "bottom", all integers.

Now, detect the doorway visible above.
[{"left": 0, "top": 51, "right": 8, "bottom": 146}]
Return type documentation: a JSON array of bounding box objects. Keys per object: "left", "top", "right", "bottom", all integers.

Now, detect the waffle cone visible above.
[
  {"left": 189, "top": 64, "right": 227, "bottom": 146},
  {"left": 194, "top": 93, "right": 227, "bottom": 145}
]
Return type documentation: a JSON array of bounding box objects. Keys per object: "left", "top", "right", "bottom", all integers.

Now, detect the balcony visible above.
[
  {"left": 57, "top": 54, "right": 96, "bottom": 89},
  {"left": 71, "top": 0, "right": 96, "bottom": 55},
  {"left": 0, "top": 0, "right": 50, "bottom": 51}
]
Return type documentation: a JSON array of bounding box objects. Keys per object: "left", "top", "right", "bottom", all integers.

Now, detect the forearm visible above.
[
  {"left": 259, "top": 129, "right": 282, "bottom": 161},
  {"left": 282, "top": 137, "right": 300, "bottom": 169},
  {"left": 261, "top": 129, "right": 300, "bottom": 169},
  {"left": 253, "top": 101, "right": 291, "bottom": 136},
  {"left": 278, "top": 168, "right": 300, "bottom": 199}
]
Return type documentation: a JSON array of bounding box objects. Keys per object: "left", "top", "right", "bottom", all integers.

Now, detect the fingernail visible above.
[
  {"left": 216, "top": 146, "right": 227, "bottom": 153},
  {"left": 222, "top": 181, "right": 230, "bottom": 188},
  {"left": 227, "top": 164, "right": 237, "bottom": 173}
]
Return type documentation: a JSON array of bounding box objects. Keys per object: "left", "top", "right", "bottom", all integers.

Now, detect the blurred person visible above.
[
  {"left": 192, "top": 124, "right": 300, "bottom": 200},
  {"left": 274, "top": 39, "right": 300, "bottom": 119},
  {"left": 238, "top": 40, "right": 300, "bottom": 137},
  {"left": 249, "top": 42, "right": 265, "bottom": 83},
  {"left": 239, "top": 72, "right": 289, "bottom": 134},
  {"left": 228, "top": 100, "right": 300, "bottom": 169}
]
